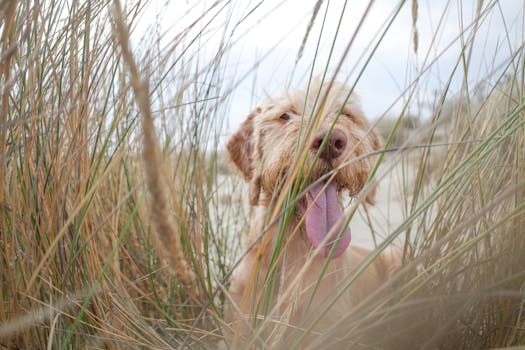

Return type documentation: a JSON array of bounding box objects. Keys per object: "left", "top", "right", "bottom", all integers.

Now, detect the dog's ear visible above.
[
  {"left": 227, "top": 112, "right": 263, "bottom": 205},
  {"left": 227, "top": 113, "right": 256, "bottom": 181},
  {"left": 369, "top": 128, "right": 384, "bottom": 153},
  {"left": 364, "top": 128, "right": 384, "bottom": 205}
]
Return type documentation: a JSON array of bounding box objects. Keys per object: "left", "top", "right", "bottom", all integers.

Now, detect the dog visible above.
[{"left": 225, "top": 79, "right": 401, "bottom": 345}]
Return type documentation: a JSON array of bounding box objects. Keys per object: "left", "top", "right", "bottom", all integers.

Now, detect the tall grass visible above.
[
  {"left": 0, "top": 0, "right": 524, "bottom": 349},
  {"left": 0, "top": 0, "right": 240, "bottom": 348}
]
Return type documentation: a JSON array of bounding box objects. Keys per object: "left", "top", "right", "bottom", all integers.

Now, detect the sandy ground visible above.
[{"left": 349, "top": 160, "right": 412, "bottom": 249}]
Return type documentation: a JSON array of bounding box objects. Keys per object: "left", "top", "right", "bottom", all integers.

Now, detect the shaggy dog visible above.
[{"left": 225, "top": 79, "right": 401, "bottom": 343}]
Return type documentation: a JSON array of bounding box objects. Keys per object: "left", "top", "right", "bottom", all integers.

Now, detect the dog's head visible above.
[{"left": 227, "top": 80, "right": 382, "bottom": 257}]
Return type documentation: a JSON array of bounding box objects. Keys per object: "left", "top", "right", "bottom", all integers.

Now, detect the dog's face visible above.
[
  {"left": 227, "top": 80, "right": 382, "bottom": 205},
  {"left": 228, "top": 80, "right": 383, "bottom": 258}
]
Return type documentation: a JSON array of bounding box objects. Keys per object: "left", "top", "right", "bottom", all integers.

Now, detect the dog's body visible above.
[
  {"left": 227, "top": 209, "right": 401, "bottom": 329},
  {"left": 226, "top": 80, "right": 401, "bottom": 339}
]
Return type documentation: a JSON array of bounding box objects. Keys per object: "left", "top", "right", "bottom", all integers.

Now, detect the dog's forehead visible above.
[
  {"left": 256, "top": 98, "right": 296, "bottom": 117},
  {"left": 255, "top": 85, "right": 362, "bottom": 119}
]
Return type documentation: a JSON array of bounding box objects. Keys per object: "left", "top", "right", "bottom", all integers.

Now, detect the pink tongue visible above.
[{"left": 304, "top": 182, "right": 351, "bottom": 258}]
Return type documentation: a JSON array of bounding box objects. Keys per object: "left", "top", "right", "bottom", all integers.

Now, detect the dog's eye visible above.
[
  {"left": 280, "top": 113, "right": 291, "bottom": 121},
  {"left": 343, "top": 113, "right": 356, "bottom": 121}
]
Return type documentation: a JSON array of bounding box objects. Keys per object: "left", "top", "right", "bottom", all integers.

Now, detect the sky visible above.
[{"left": 136, "top": 0, "right": 524, "bottom": 132}]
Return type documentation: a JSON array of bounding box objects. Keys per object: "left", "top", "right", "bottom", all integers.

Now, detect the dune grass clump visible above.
[
  {"left": 308, "top": 76, "right": 525, "bottom": 350},
  {"left": 0, "top": 1, "right": 240, "bottom": 348}
]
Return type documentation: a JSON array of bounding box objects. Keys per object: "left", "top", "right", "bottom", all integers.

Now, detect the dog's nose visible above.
[{"left": 311, "top": 128, "right": 347, "bottom": 160}]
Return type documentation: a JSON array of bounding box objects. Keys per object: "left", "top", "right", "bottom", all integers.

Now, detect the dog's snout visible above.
[{"left": 311, "top": 128, "right": 347, "bottom": 160}]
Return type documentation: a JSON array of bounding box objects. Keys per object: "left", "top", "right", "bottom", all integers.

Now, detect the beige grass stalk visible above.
[
  {"left": 111, "top": 0, "right": 200, "bottom": 300},
  {"left": 0, "top": 1, "right": 18, "bottom": 333},
  {"left": 411, "top": 0, "right": 418, "bottom": 54}
]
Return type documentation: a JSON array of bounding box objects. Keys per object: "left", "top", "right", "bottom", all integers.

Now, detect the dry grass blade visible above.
[
  {"left": 111, "top": 0, "right": 199, "bottom": 300},
  {"left": 295, "top": 0, "right": 324, "bottom": 65},
  {"left": 411, "top": 0, "right": 418, "bottom": 54}
]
